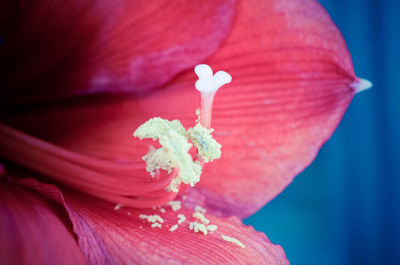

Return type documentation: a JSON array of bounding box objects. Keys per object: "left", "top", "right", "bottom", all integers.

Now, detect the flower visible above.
[{"left": 0, "top": 0, "right": 369, "bottom": 264}]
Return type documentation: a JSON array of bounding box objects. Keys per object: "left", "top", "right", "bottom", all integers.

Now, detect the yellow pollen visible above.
[
  {"left": 151, "top": 223, "right": 162, "bottom": 229},
  {"left": 167, "top": 201, "right": 182, "bottom": 212},
  {"left": 194, "top": 205, "right": 206, "bottom": 214},
  {"left": 195, "top": 108, "right": 201, "bottom": 123},
  {"left": 206, "top": 225, "right": 218, "bottom": 232},
  {"left": 221, "top": 235, "right": 245, "bottom": 248},
  {"left": 193, "top": 212, "right": 210, "bottom": 225},
  {"left": 177, "top": 214, "right": 186, "bottom": 224},
  {"left": 139, "top": 214, "right": 164, "bottom": 224},
  {"left": 189, "top": 221, "right": 208, "bottom": 235},
  {"left": 187, "top": 123, "right": 221, "bottom": 163},
  {"left": 169, "top": 224, "right": 179, "bottom": 232}
]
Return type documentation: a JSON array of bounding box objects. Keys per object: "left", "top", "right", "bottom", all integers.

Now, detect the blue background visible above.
[{"left": 244, "top": 0, "right": 400, "bottom": 264}]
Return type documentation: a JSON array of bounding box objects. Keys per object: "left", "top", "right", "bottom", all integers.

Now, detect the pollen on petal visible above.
[
  {"left": 151, "top": 223, "right": 162, "bottom": 229},
  {"left": 221, "top": 235, "right": 245, "bottom": 248},
  {"left": 193, "top": 212, "right": 210, "bottom": 225},
  {"left": 167, "top": 201, "right": 181, "bottom": 212},
  {"left": 206, "top": 225, "right": 218, "bottom": 233},
  {"left": 189, "top": 221, "right": 208, "bottom": 235},
  {"left": 139, "top": 214, "right": 164, "bottom": 224},
  {"left": 194, "top": 205, "right": 206, "bottom": 214},
  {"left": 177, "top": 214, "right": 186, "bottom": 224},
  {"left": 169, "top": 224, "right": 179, "bottom": 232}
]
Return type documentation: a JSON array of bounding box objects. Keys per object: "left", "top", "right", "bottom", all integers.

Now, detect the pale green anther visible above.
[
  {"left": 187, "top": 123, "right": 221, "bottom": 163},
  {"left": 133, "top": 118, "right": 202, "bottom": 191},
  {"left": 134, "top": 115, "right": 222, "bottom": 192},
  {"left": 142, "top": 147, "right": 173, "bottom": 177},
  {"left": 133, "top": 117, "right": 186, "bottom": 141},
  {"left": 158, "top": 130, "right": 202, "bottom": 191}
]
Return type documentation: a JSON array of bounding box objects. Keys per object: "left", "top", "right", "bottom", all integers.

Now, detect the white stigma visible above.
[
  {"left": 195, "top": 64, "right": 232, "bottom": 94},
  {"left": 194, "top": 64, "right": 232, "bottom": 128},
  {"left": 350, "top": 77, "right": 372, "bottom": 94}
]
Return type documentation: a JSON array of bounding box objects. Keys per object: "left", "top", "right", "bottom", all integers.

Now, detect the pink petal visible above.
[
  {"left": 2, "top": 0, "right": 356, "bottom": 217},
  {"left": 0, "top": 0, "right": 235, "bottom": 105},
  {"left": 19, "top": 178, "right": 288, "bottom": 265},
  {"left": 190, "top": 0, "right": 357, "bottom": 217},
  {"left": 0, "top": 178, "right": 86, "bottom": 265},
  {"left": 0, "top": 123, "right": 178, "bottom": 208}
]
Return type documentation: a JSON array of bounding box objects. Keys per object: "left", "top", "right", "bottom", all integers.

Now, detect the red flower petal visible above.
[
  {"left": 19, "top": 178, "right": 288, "bottom": 265},
  {"left": 2, "top": 0, "right": 356, "bottom": 217},
  {"left": 0, "top": 0, "right": 235, "bottom": 105},
  {"left": 188, "top": 0, "right": 357, "bottom": 217},
  {"left": 0, "top": 123, "right": 178, "bottom": 208},
  {"left": 0, "top": 179, "right": 86, "bottom": 265}
]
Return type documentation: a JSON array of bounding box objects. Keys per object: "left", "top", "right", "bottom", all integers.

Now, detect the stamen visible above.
[
  {"left": 132, "top": 64, "right": 228, "bottom": 199},
  {"left": 194, "top": 64, "right": 232, "bottom": 128},
  {"left": 349, "top": 77, "right": 372, "bottom": 94},
  {"left": 187, "top": 124, "right": 221, "bottom": 163},
  {"left": 189, "top": 221, "right": 208, "bottom": 235}
]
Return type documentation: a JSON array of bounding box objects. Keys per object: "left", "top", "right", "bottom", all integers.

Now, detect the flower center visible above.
[{"left": 133, "top": 64, "right": 231, "bottom": 195}]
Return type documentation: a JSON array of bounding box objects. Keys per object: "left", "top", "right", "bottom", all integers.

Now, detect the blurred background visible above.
[{"left": 244, "top": 0, "right": 400, "bottom": 264}]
